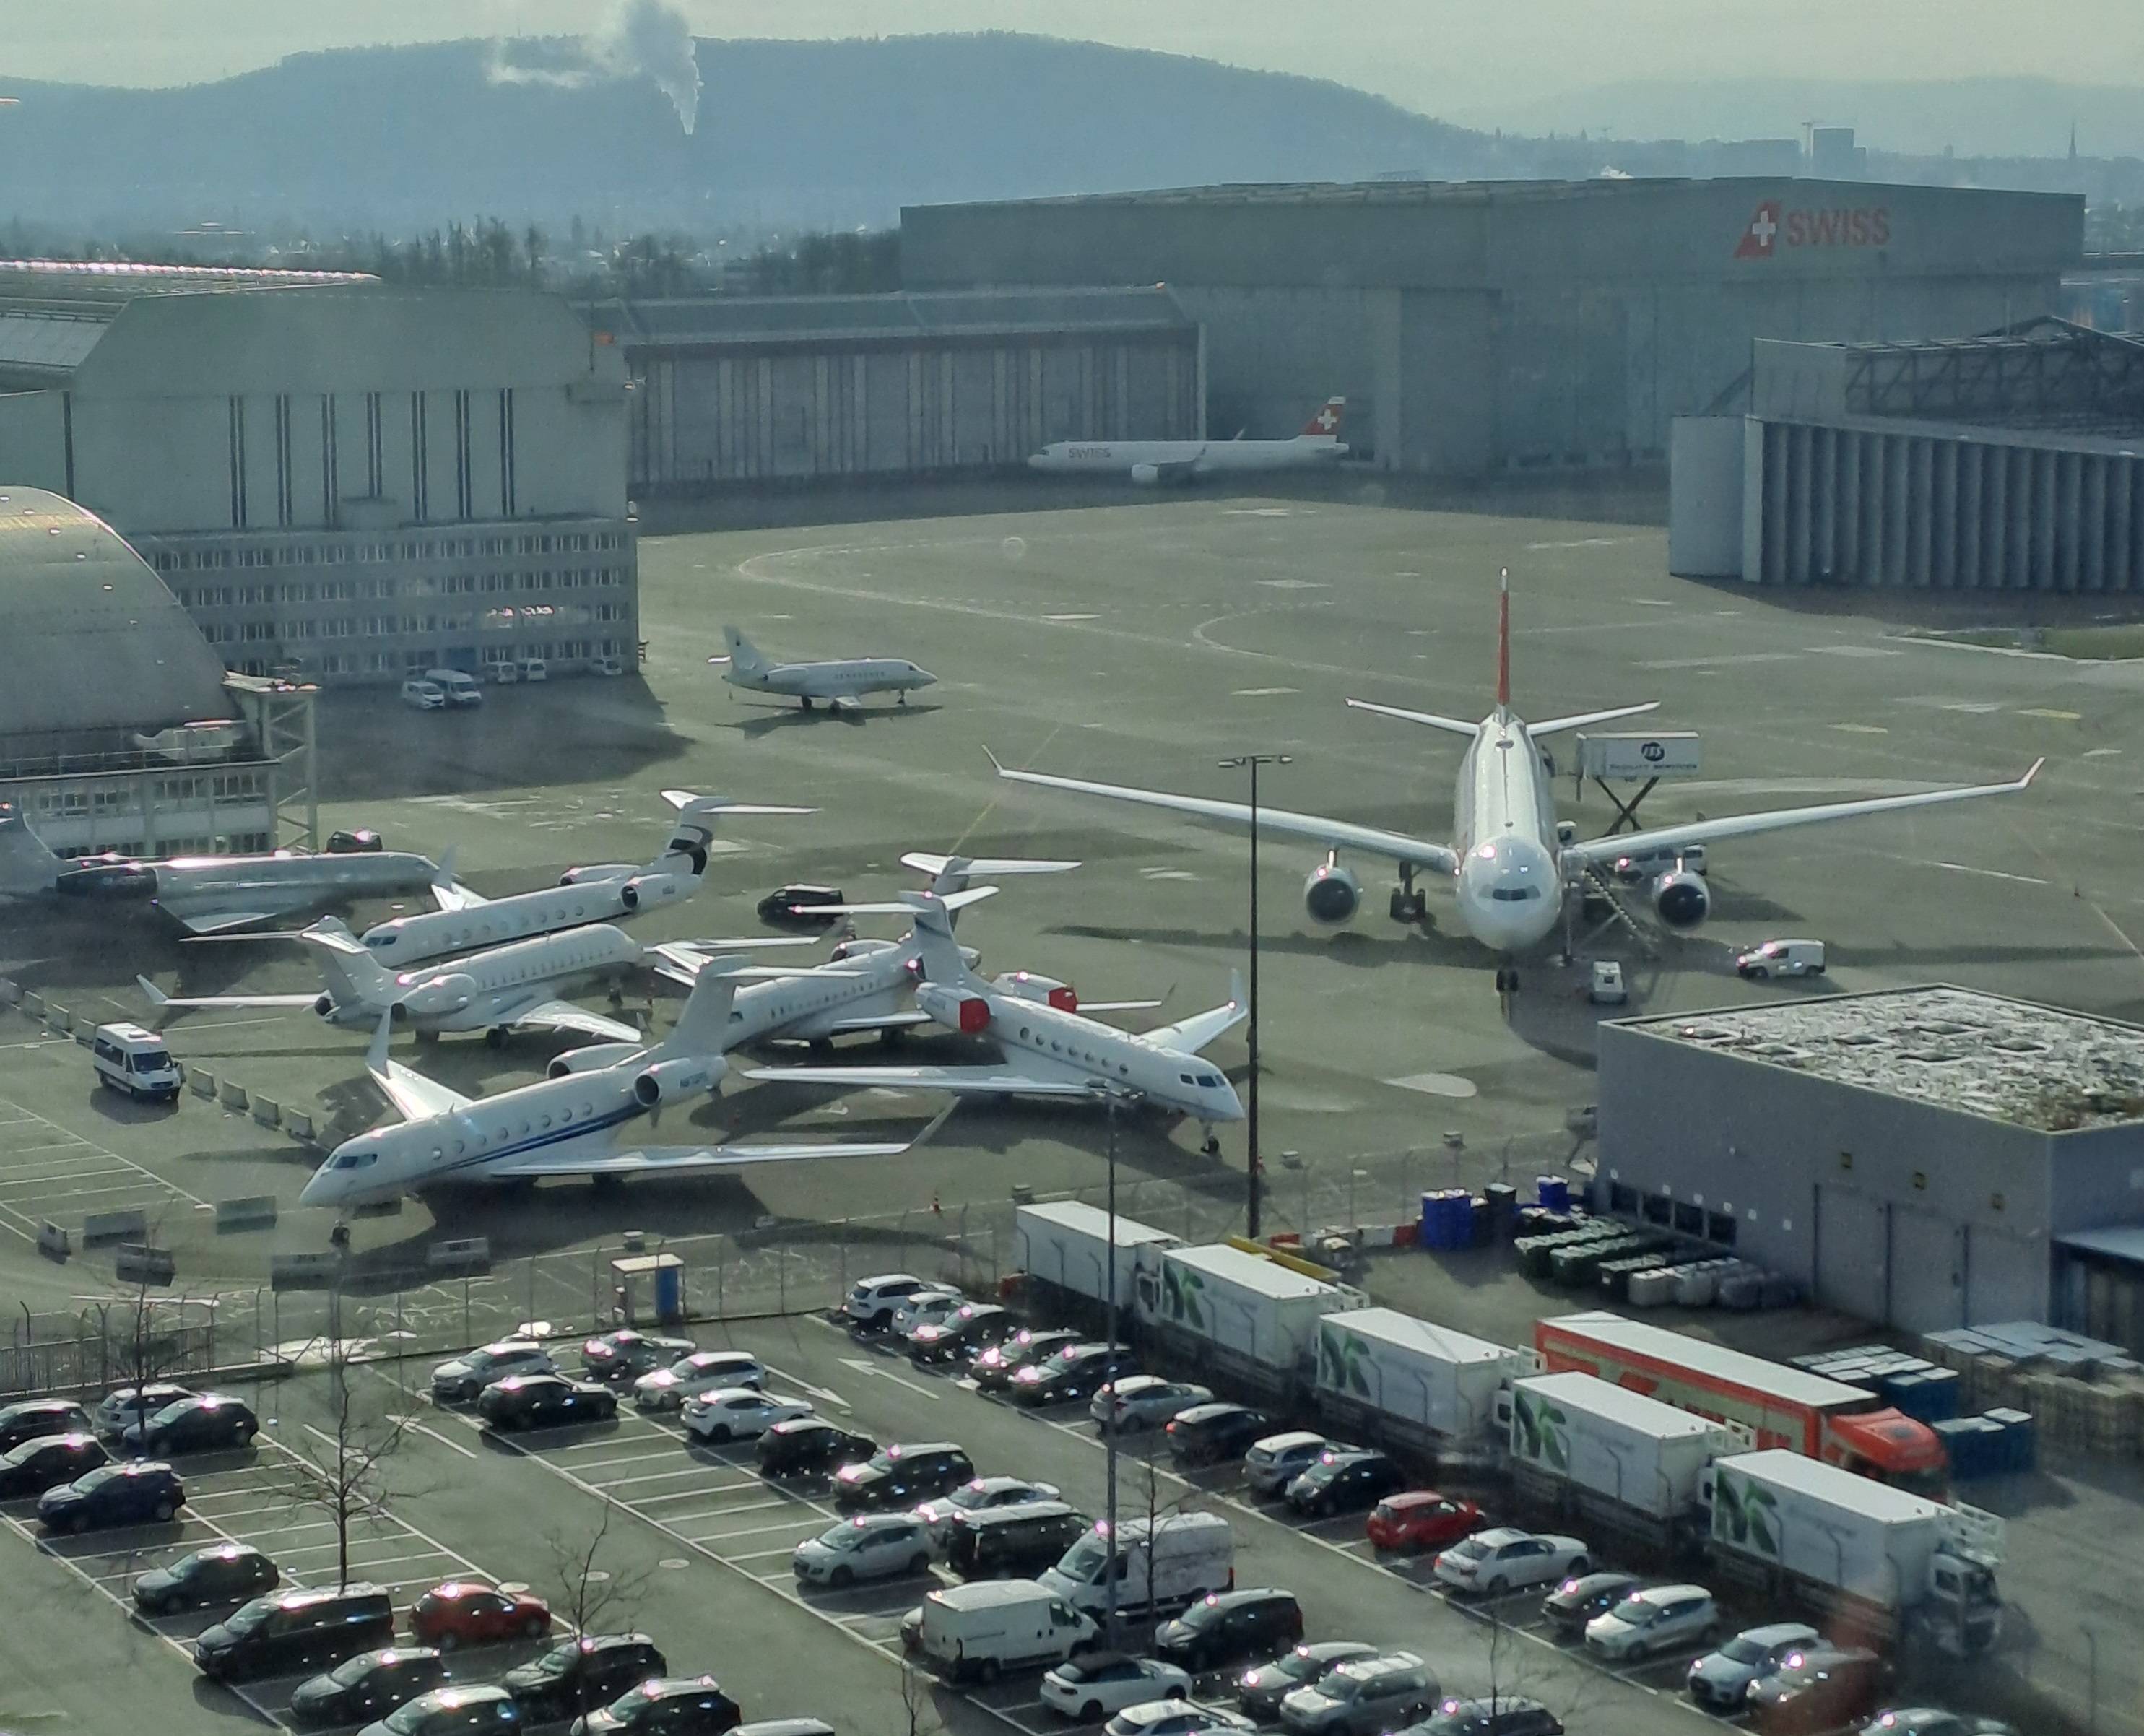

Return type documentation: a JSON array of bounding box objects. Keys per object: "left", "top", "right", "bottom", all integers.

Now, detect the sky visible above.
[{"left": 6, "top": 0, "right": 2141, "bottom": 119}]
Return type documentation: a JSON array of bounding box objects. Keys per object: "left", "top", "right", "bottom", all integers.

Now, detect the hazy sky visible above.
[{"left": 7, "top": 0, "right": 2141, "bottom": 116}]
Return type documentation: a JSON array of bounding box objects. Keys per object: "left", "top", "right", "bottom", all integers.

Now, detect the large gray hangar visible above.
[
  {"left": 1597, "top": 986, "right": 2144, "bottom": 1347},
  {"left": 900, "top": 178, "right": 2083, "bottom": 477}
]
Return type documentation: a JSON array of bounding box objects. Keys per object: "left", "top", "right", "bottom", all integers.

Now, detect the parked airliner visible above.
[
  {"left": 712, "top": 627, "right": 937, "bottom": 710},
  {"left": 1027, "top": 396, "right": 1347, "bottom": 485},
  {"left": 991, "top": 571, "right": 2043, "bottom": 985}
]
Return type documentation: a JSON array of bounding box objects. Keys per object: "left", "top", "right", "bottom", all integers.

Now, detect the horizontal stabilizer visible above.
[
  {"left": 1529, "top": 700, "right": 1662, "bottom": 737},
  {"left": 900, "top": 851, "right": 1080, "bottom": 878},
  {"left": 1344, "top": 698, "right": 1482, "bottom": 737},
  {"left": 802, "top": 886, "right": 1000, "bottom": 917},
  {"left": 661, "top": 789, "right": 817, "bottom": 817},
  {"left": 170, "top": 909, "right": 284, "bottom": 936}
]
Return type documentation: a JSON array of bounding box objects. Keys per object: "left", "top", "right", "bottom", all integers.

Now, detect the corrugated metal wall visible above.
[{"left": 1748, "top": 418, "right": 2144, "bottom": 590}]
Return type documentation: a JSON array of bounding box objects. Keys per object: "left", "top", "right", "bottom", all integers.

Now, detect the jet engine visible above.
[
  {"left": 560, "top": 863, "right": 635, "bottom": 887},
  {"left": 1650, "top": 869, "right": 1711, "bottom": 929},
  {"left": 618, "top": 872, "right": 686, "bottom": 911},
  {"left": 547, "top": 1041, "right": 643, "bottom": 1080},
  {"left": 1303, "top": 862, "right": 1362, "bottom": 926},
  {"left": 313, "top": 993, "right": 335, "bottom": 1017},
  {"left": 996, "top": 971, "right": 1077, "bottom": 1012},
  {"left": 399, "top": 973, "right": 477, "bottom": 1017},
  {"left": 633, "top": 1057, "right": 721, "bottom": 1106},
  {"left": 1129, "top": 464, "right": 1162, "bottom": 486}
]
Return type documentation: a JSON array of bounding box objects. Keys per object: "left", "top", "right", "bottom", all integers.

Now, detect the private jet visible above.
[{"left": 711, "top": 626, "right": 937, "bottom": 710}]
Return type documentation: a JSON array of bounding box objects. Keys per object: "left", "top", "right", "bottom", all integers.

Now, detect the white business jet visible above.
[
  {"left": 991, "top": 570, "right": 2043, "bottom": 988},
  {"left": 712, "top": 626, "right": 937, "bottom": 711},
  {"left": 1027, "top": 396, "right": 1348, "bottom": 485},
  {"left": 295, "top": 963, "right": 919, "bottom": 1211},
  {"left": 746, "top": 893, "right": 1246, "bottom": 1153}
]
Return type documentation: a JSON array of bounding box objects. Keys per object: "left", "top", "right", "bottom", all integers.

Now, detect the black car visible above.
[
  {"left": 1284, "top": 1448, "right": 1405, "bottom": 1518},
  {"left": 830, "top": 1442, "right": 976, "bottom": 1510},
  {"left": 123, "top": 1393, "right": 260, "bottom": 1456},
  {"left": 1007, "top": 1343, "right": 1138, "bottom": 1407},
  {"left": 1539, "top": 1571, "right": 1643, "bottom": 1639},
  {"left": 478, "top": 1373, "right": 619, "bottom": 1431},
  {"left": 758, "top": 1418, "right": 877, "bottom": 1480},
  {"left": 38, "top": 1459, "right": 184, "bottom": 1532},
  {"left": 289, "top": 1646, "right": 448, "bottom": 1729},
  {"left": 194, "top": 1582, "right": 396, "bottom": 1683},
  {"left": 758, "top": 884, "right": 846, "bottom": 929},
  {"left": 1748, "top": 1645, "right": 1889, "bottom": 1735},
  {"left": 0, "top": 1398, "right": 92, "bottom": 1456},
  {"left": 581, "top": 1331, "right": 698, "bottom": 1385},
  {"left": 944, "top": 1502, "right": 1093, "bottom": 1580},
  {"left": 1418, "top": 1696, "right": 1565, "bottom": 1735},
  {"left": 1166, "top": 1402, "right": 1272, "bottom": 1469},
  {"left": 571, "top": 1672, "right": 742, "bottom": 1735},
  {"left": 0, "top": 1431, "right": 108, "bottom": 1498},
  {"left": 907, "top": 1302, "right": 1017, "bottom": 1365},
  {"left": 504, "top": 1633, "right": 669, "bottom": 1722},
  {"left": 132, "top": 1542, "right": 279, "bottom": 1615},
  {"left": 1153, "top": 1588, "right": 1305, "bottom": 1672},
  {"left": 972, "top": 1329, "right": 1082, "bottom": 1394}
]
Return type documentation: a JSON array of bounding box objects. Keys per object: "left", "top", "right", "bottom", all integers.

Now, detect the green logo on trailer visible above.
[
  {"left": 1711, "top": 1467, "right": 1781, "bottom": 1558},
  {"left": 1319, "top": 1326, "right": 1372, "bottom": 1397},
  {"left": 1511, "top": 1388, "right": 1570, "bottom": 1470},
  {"left": 1161, "top": 1264, "right": 1207, "bottom": 1329}
]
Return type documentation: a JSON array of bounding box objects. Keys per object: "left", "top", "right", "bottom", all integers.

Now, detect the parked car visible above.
[
  {"left": 0, "top": 1431, "right": 107, "bottom": 1498},
  {"left": 1737, "top": 938, "right": 1826, "bottom": 980},
  {"left": 1093, "top": 1377, "right": 1214, "bottom": 1433},
  {"left": 196, "top": 1584, "right": 395, "bottom": 1683},
  {"left": 1859, "top": 1714, "right": 2018, "bottom": 1736},
  {"left": 1285, "top": 1448, "right": 1405, "bottom": 1519},
  {"left": 38, "top": 1459, "right": 183, "bottom": 1532},
  {"left": 1366, "top": 1491, "right": 1483, "bottom": 1554},
  {"left": 1414, "top": 1697, "right": 1565, "bottom": 1736},
  {"left": 503, "top": 1634, "right": 669, "bottom": 1723},
  {"left": 432, "top": 1340, "right": 554, "bottom": 1402},
  {"left": 1105, "top": 1705, "right": 1254, "bottom": 1736},
  {"left": 1167, "top": 1403, "right": 1272, "bottom": 1468},
  {"left": 1432, "top": 1529, "right": 1589, "bottom": 1597},
  {"left": 890, "top": 1286, "right": 967, "bottom": 1340},
  {"left": 1041, "top": 1652, "right": 1194, "bottom": 1722},
  {"left": 401, "top": 678, "right": 448, "bottom": 711},
  {"left": 90, "top": 1381, "right": 194, "bottom": 1438},
  {"left": 1586, "top": 1584, "right": 1720, "bottom": 1662},
  {"left": 757, "top": 1418, "right": 876, "bottom": 1480},
  {"left": 410, "top": 1581, "right": 553, "bottom": 1650},
  {"left": 478, "top": 1373, "right": 617, "bottom": 1431},
  {"left": 290, "top": 1648, "right": 448, "bottom": 1729},
  {"left": 843, "top": 1272, "right": 934, "bottom": 1329},
  {"left": 1153, "top": 1588, "right": 1305, "bottom": 1672},
  {"left": 571, "top": 1674, "right": 742, "bottom": 1735},
  {"left": 1539, "top": 1571, "right": 1644, "bottom": 1639},
  {"left": 681, "top": 1387, "right": 812, "bottom": 1444},
  {"left": 635, "top": 1350, "right": 768, "bottom": 1410},
  {"left": 0, "top": 1398, "right": 91, "bottom": 1455},
  {"left": 1279, "top": 1651, "right": 1438, "bottom": 1735},
  {"left": 122, "top": 1392, "right": 259, "bottom": 1454},
  {"left": 1010, "top": 1342, "right": 1138, "bottom": 1407},
  {"left": 1245, "top": 1431, "right": 1336, "bottom": 1498},
  {"left": 944, "top": 1503, "right": 1092, "bottom": 1581},
  {"left": 792, "top": 1514, "right": 934, "bottom": 1588},
  {"left": 1747, "top": 1645, "right": 1889, "bottom": 1735},
  {"left": 908, "top": 1301, "right": 1017, "bottom": 1364},
  {"left": 913, "top": 1475, "right": 1063, "bottom": 1548},
  {"left": 1237, "top": 1644, "right": 1385, "bottom": 1725},
  {"left": 973, "top": 1328, "right": 1082, "bottom": 1393},
  {"left": 360, "top": 1683, "right": 524, "bottom": 1736},
  {"left": 581, "top": 1329, "right": 697, "bottom": 1384},
  {"left": 759, "top": 884, "right": 847, "bottom": 932},
  {"left": 832, "top": 1442, "right": 976, "bottom": 1511},
  {"left": 1686, "top": 1623, "right": 1820, "bottom": 1711},
  {"left": 132, "top": 1542, "right": 279, "bottom": 1614}
]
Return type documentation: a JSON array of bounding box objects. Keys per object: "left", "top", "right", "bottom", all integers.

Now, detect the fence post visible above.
[
  {"left": 716, "top": 1241, "right": 724, "bottom": 1320},
  {"left": 591, "top": 1246, "right": 602, "bottom": 1327},
  {"left": 526, "top": 1257, "right": 537, "bottom": 1332},
  {"left": 778, "top": 1241, "right": 786, "bottom": 1314},
  {"left": 462, "top": 1277, "right": 472, "bottom": 1346},
  {"left": 838, "top": 1223, "right": 847, "bottom": 1303}
]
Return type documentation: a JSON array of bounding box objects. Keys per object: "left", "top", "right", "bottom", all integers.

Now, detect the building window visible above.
[
  {"left": 1705, "top": 1212, "right": 1738, "bottom": 1247},
  {"left": 1641, "top": 1193, "right": 1672, "bottom": 1226}
]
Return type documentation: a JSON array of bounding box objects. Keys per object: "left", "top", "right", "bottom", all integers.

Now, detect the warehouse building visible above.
[
  {"left": 588, "top": 287, "right": 1201, "bottom": 492},
  {"left": 0, "top": 269, "right": 636, "bottom": 686},
  {"left": 901, "top": 178, "right": 2082, "bottom": 477},
  {"left": 1596, "top": 986, "right": 2144, "bottom": 1344},
  {"left": 1671, "top": 318, "right": 2144, "bottom": 590}
]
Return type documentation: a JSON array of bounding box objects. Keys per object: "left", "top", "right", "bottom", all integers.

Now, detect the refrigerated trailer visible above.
[
  {"left": 1142, "top": 1241, "right": 1365, "bottom": 1400},
  {"left": 1013, "top": 1200, "right": 1180, "bottom": 1331},
  {"left": 1315, "top": 1308, "right": 1535, "bottom": 1467},
  {"left": 1507, "top": 1371, "right": 1745, "bottom": 1548}
]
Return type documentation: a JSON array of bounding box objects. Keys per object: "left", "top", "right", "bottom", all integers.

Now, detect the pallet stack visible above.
[{"left": 1920, "top": 1321, "right": 2144, "bottom": 1464}]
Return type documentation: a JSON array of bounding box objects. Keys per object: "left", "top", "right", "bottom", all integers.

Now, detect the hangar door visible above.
[
  {"left": 1815, "top": 1184, "right": 1888, "bottom": 1324},
  {"left": 1966, "top": 1226, "right": 2048, "bottom": 1324},
  {"left": 1890, "top": 1207, "right": 1965, "bottom": 1334}
]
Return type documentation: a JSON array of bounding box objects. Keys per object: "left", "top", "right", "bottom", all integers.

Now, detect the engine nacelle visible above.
[
  {"left": 546, "top": 1041, "right": 643, "bottom": 1080},
  {"left": 399, "top": 973, "right": 476, "bottom": 1017},
  {"left": 633, "top": 1057, "right": 721, "bottom": 1107},
  {"left": 1303, "top": 862, "right": 1362, "bottom": 926},
  {"left": 560, "top": 863, "right": 635, "bottom": 887},
  {"left": 618, "top": 872, "right": 687, "bottom": 912},
  {"left": 996, "top": 971, "right": 1077, "bottom": 1012},
  {"left": 1129, "top": 463, "right": 1162, "bottom": 486},
  {"left": 1651, "top": 869, "right": 1712, "bottom": 929},
  {"left": 1613, "top": 843, "right": 1708, "bottom": 885},
  {"left": 313, "top": 993, "right": 335, "bottom": 1017}
]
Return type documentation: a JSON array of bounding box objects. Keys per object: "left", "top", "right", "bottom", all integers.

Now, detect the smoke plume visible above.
[{"left": 488, "top": 0, "right": 703, "bottom": 135}]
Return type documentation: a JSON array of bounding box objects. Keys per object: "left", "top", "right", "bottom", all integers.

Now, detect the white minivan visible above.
[
  {"left": 400, "top": 677, "right": 447, "bottom": 711},
  {"left": 517, "top": 656, "right": 548, "bottom": 682},
  {"left": 903, "top": 1579, "right": 1098, "bottom": 1683},
  {"left": 1736, "top": 938, "right": 1826, "bottom": 980},
  {"left": 1040, "top": 1511, "right": 1234, "bottom": 1620},
  {"left": 422, "top": 669, "right": 485, "bottom": 707},
  {"left": 91, "top": 1023, "right": 182, "bottom": 1102}
]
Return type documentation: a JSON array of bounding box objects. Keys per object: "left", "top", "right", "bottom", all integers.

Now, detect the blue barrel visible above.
[
  {"left": 1537, "top": 1176, "right": 1571, "bottom": 1212},
  {"left": 654, "top": 1261, "right": 685, "bottom": 1324}
]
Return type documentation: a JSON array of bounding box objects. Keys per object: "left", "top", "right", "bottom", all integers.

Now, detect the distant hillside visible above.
[{"left": 0, "top": 33, "right": 1537, "bottom": 233}]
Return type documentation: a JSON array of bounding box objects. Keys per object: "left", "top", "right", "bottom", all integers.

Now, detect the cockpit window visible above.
[
  {"left": 1489, "top": 887, "right": 1542, "bottom": 902},
  {"left": 329, "top": 1150, "right": 378, "bottom": 1170},
  {"left": 1198, "top": 1073, "right": 1224, "bottom": 1088}
]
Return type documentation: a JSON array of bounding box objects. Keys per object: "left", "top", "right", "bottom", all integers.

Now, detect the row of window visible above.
[
  {"left": 272, "top": 640, "right": 624, "bottom": 678},
  {"left": 51, "top": 833, "right": 272, "bottom": 859},
  {"left": 150, "top": 530, "right": 625, "bottom": 572},
  {"left": 1605, "top": 1181, "right": 1740, "bottom": 1248},
  {"left": 170, "top": 570, "right": 626, "bottom": 607},
  {"left": 23, "top": 773, "right": 264, "bottom": 817},
  {"left": 193, "top": 605, "right": 625, "bottom": 644}
]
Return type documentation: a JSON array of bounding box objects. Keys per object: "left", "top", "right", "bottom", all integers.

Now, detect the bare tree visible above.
[
  {"left": 896, "top": 1659, "right": 942, "bottom": 1736},
  {"left": 105, "top": 1210, "right": 204, "bottom": 1438},
  {"left": 277, "top": 1291, "right": 414, "bottom": 1587},
  {"left": 541, "top": 1501, "right": 658, "bottom": 1722}
]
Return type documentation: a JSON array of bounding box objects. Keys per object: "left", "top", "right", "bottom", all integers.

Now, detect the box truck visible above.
[
  {"left": 1142, "top": 1241, "right": 1365, "bottom": 1398},
  {"left": 902, "top": 1580, "right": 1100, "bottom": 1682},
  {"left": 1013, "top": 1201, "right": 1180, "bottom": 1325},
  {"left": 1701, "top": 1449, "right": 2002, "bottom": 1656},
  {"left": 1315, "top": 1308, "right": 1535, "bottom": 1464},
  {"left": 1506, "top": 1371, "right": 1744, "bottom": 1547},
  {"left": 1536, "top": 1312, "right": 1948, "bottom": 1493}
]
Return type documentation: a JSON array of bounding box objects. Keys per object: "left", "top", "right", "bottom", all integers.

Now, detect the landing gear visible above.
[
  {"left": 485, "top": 1026, "right": 510, "bottom": 1049},
  {"left": 799, "top": 697, "right": 813, "bottom": 711},
  {"left": 329, "top": 1222, "right": 352, "bottom": 1249},
  {"left": 415, "top": 1028, "right": 440, "bottom": 1046},
  {"left": 1388, "top": 867, "right": 1428, "bottom": 925},
  {"left": 1199, "top": 1128, "right": 1221, "bottom": 1158},
  {"left": 607, "top": 986, "right": 627, "bottom": 1007},
  {"left": 1495, "top": 966, "right": 1520, "bottom": 995},
  {"left": 897, "top": 691, "right": 908, "bottom": 706}
]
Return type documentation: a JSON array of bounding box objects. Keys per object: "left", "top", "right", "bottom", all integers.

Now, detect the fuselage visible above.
[
  {"left": 321, "top": 922, "right": 644, "bottom": 1033},
  {"left": 56, "top": 850, "right": 439, "bottom": 915},
  {"left": 1451, "top": 709, "right": 1565, "bottom": 954},
  {"left": 1027, "top": 436, "right": 1345, "bottom": 477},
  {"left": 729, "top": 658, "right": 935, "bottom": 701},
  {"left": 357, "top": 867, "right": 691, "bottom": 970}
]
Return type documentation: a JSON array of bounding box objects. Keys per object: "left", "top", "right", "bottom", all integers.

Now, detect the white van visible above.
[
  {"left": 488, "top": 660, "right": 521, "bottom": 685},
  {"left": 517, "top": 656, "right": 548, "bottom": 682},
  {"left": 1736, "top": 938, "right": 1826, "bottom": 980},
  {"left": 422, "top": 669, "right": 485, "bottom": 708},
  {"left": 1040, "top": 1511, "right": 1233, "bottom": 1620},
  {"left": 591, "top": 654, "right": 628, "bottom": 677},
  {"left": 903, "top": 1580, "right": 1098, "bottom": 1683},
  {"left": 91, "top": 1023, "right": 182, "bottom": 1103},
  {"left": 400, "top": 678, "right": 447, "bottom": 711}
]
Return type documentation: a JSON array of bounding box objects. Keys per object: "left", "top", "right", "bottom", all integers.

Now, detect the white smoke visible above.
[{"left": 488, "top": 0, "right": 703, "bottom": 135}]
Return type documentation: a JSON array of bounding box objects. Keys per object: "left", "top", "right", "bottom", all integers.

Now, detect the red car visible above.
[
  {"left": 409, "top": 1581, "right": 552, "bottom": 1649},
  {"left": 1366, "top": 1490, "right": 1483, "bottom": 1553}
]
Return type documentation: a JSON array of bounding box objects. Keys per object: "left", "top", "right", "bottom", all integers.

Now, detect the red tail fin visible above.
[
  {"left": 1301, "top": 396, "right": 1345, "bottom": 438},
  {"left": 1496, "top": 568, "right": 1511, "bottom": 711}
]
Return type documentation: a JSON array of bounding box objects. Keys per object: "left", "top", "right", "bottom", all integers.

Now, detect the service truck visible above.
[
  {"left": 1142, "top": 1241, "right": 1365, "bottom": 1400},
  {"left": 1702, "top": 1449, "right": 2002, "bottom": 1656},
  {"left": 1506, "top": 1371, "right": 1744, "bottom": 1548},
  {"left": 1536, "top": 1312, "right": 1948, "bottom": 1493},
  {"left": 1014, "top": 1201, "right": 1181, "bottom": 1331},
  {"left": 1316, "top": 1308, "right": 1535, "bottom": 1466}
]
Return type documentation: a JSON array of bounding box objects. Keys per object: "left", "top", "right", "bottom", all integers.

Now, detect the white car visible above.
[
  {"left": 633, "top": 1350, "right": 768, "bottom": 1410},
  {"left": 1686, "top": 1621, "right": 1820, "bottom": 1711},
  {"left": 1090, "top": 1377, "right": 1215, "bottom": 1433},
  {"left": 1041, "top": 1653, "right": 1194, "bottom": 1722},
  {"left": 680, "top": 1387, "right": 812, "bottom": 1443},
  {"left": 431, "top": 1340, "right": 555, "bottom": 1403},
  {"left": 1587, "top": 1584, "right": 1719, "bottom": 1661},
  {"left": 843, "top": 1272, "right": 933, "bottom": 1330},
  {"left": 91, "top": 1381, "right": 195, "bottom": 1438},
  {"left": 1105, "top": 1701, "right": 1254, "bottom": 1736},
  {"left": 791, "top": 1513, "right": 933, "bottom": 1588},
  {"left": 913, "top": 1475, "right": 1063, "bottom": 1548},
  {"left": 1737, "top": 938, "right": 1826, "bottom": 979},
  {"left": 400, "top": 678, "right": 447, "bottom": 711},
  {"left": 1431, "top": 1527, "right": 1589, "bottom": 1597},
  {"left": 890, "top": 1287, "right": 966, "bottom": 1340}
]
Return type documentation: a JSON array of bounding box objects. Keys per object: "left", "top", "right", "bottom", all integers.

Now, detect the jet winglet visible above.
[
  {"left": 365, "top": 1010, "right": 394, "bottom": 1079},
  {"left": 136, "top": 975, "right": 170, "bottom": 1012}
]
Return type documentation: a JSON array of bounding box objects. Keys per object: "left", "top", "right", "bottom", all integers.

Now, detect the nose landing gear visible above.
[{"left": 1387, "top": 866, "right": 1429, "bottom": 925}]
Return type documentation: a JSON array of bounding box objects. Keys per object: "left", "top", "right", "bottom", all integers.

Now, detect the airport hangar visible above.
[
  {"left": 898, "top": 176, "right": 2083, "bottom": 476},
  {"left": 0, "top": 263, "right": 638, "bottom": 688},
  {"left": 1595, "top": 987, "right": 2144, "bottom": 1350}
]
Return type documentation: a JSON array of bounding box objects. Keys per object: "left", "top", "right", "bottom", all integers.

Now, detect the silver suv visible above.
[{"left": 1280, "top": 1653, "right": 1437, "bottom": 1735}]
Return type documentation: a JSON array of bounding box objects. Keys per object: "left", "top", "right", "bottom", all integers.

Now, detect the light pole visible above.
[
  {"left": 1219, "top": 753, "right": 1290, "bottom": 1240},
  {"left": 1088, "top": 1078, "right": 1136, "bottom": 1650}
]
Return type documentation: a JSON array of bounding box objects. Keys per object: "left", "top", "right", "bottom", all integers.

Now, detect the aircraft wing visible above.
[
  {"left": 820, "top": 1010, "right": 937, "bottom": 1035},
  {"left": 430, "top": 880, "right": 488, "bottom": 914},
  {"left": 742, "top": 1062, "right": 1098, "bottom": 1098},
  {"left": 488, "top": 1138, "right": 917, "bottom": 1179},
  {"left": 1562, "top": 759, "right": 2046, "bottom": 869},
  {"left": 989, "top": 755, "right": 1460, "bottom": 877},
  {"left": 364, "top": 1016, "right": 476, "bottom": 1121},
  {"left": 1145, "top": 971, "right": 1249, "bottom": 1054},
  {"left": 165, "top": 908, "right": 290, "bottom": 937},
  {"left": 513, "top": 999, "right": 645, "bottom": 1043},
  {"left": 135, "top": 975, "right": 321, "bottom": 1021}
]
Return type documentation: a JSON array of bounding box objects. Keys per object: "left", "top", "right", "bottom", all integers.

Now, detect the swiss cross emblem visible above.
[
  {"left": 1735, "top": 201, "right": 1781, "bottom": 259},
  {"left": 1314, "top": 405, "right": 1339, "bottom": 432}
]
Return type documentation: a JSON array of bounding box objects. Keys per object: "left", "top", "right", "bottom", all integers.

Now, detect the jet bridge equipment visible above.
[{"left": 1573, "top": 732, "right": 1703, "bottom": 835}]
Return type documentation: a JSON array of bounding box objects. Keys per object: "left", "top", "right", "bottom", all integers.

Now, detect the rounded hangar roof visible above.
[{"left": 0, "top": 487, "right": 232, "bottom": 739}]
